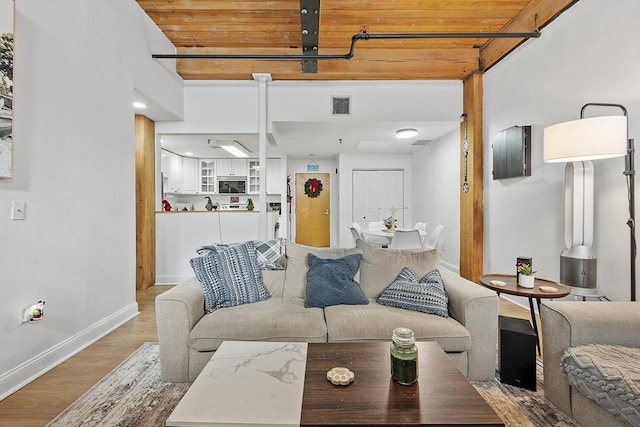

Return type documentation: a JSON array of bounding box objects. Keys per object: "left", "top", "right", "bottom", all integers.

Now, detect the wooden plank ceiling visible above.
[{"left": 137, "top": 0, "right": 578, "bottom": 80}]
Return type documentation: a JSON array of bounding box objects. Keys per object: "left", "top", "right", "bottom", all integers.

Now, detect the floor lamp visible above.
[{"left": 544, "top": 103, "right": 636, "bottom": 301}]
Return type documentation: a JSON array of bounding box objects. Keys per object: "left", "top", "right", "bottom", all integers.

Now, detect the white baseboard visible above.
[{"left": 0, "top": 302, "right": 139, "bottom": 401}]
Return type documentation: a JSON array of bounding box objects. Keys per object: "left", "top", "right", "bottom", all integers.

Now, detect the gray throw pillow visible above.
[
  {"left": 253, "top": 238, "right": 286, "bottom": 270},
  {"left": 190, "top": 241, "right": 269, "bottom": 313},
  {"left": 377, "top": 267, "right": 449, "bottom": 318},
  {"left": 304, "top": 253, "right": 368, "bottom": 308}
]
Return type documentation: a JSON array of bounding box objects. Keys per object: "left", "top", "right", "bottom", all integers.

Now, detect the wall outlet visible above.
[{"left": 19, "top": 301, "right": 45, "bottom": 324}]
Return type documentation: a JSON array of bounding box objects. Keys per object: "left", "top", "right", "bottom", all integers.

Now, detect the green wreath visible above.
[{"left": 304, "top": 178, "right": 323, "bottom": 198}]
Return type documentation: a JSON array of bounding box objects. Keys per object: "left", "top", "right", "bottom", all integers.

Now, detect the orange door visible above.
[{"left": 295, "top": 173, "right": 330, "bottom": 247}]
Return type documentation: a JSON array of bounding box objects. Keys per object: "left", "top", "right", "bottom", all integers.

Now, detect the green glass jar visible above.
[{"left": 390, "top": 327, "right": 418, "bottom": 385}]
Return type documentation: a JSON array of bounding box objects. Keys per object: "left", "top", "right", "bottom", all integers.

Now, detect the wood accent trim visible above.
[
  {"left": 460, "top": 73, "right": 483, "bottom": 282},
  {"left": 480, "top": 0, "right": 578, "bottom": 71},
  {"left": 135, "top": 115, "right": 156, "bottom": 290}
]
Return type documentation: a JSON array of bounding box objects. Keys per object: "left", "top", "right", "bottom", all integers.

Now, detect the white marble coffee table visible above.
[{"left": 166, "top": 341, "right": 308, "bottom": 427}]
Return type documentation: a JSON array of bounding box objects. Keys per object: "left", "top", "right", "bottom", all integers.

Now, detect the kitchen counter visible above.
[
  {"left": 156, "top": 210, "right": 281, "bottom": 283},
  {"left": 156, "top": 210, "right": 272, "bottom": 213}
]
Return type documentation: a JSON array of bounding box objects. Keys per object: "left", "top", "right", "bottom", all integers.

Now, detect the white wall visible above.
[
  {"left": 484, "top": 0, "right": 640, "bottom": 303},
  {"left": 0, "top": 0, "right": 183, "bottom": 398},
  {"left": 156, "top": 81, "right": 260, "bottom": 134},
  {"left": 412, "top": 130, "right": 461, "bottom": 271}
]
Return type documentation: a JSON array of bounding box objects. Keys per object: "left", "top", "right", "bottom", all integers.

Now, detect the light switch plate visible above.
[{"left": 11, "top": 201, "right": 26, "bottom": 220}]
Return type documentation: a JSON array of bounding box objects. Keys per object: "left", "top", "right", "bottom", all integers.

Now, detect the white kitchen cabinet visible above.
[
  {"left": 217, "top": 159, "right": 248, "bottom": 177},
  {"left": 199, "top": 159, "right": 217, "bottom": 194},
  {"left": 160, "top": 150, "right": 169, "bottom": 175},
  {"left": 166, "top": 151, "right": 183, "bottom": 193},
  {"left": 245, "top": 158, "right": 281, "bottom": 194},
  {"left": 248, "top": 160, "right": 260, "bottom": 194},
  {"left": 266, "top": 158, "right": 282, "bottom": 194},
  {"left": 181, "top": 157, "right": 198, "bottom": 194}
]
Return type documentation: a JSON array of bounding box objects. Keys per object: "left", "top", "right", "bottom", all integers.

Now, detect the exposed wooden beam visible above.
[
  {"left": 135, "top": 115, "right": 156, "bottom": 290},
  {"left": 480, "top": 0, "right": 578, "bottom": 70},
  {"left": 460, "top": 73, "right": 484, "bottom": 283}
]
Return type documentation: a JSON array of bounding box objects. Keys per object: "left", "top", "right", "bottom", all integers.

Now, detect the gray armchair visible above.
[{"left": 540, "top": 301, "right": 640, "bottom": 427}]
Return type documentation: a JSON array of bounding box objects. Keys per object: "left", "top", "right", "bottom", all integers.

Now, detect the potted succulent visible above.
[{"left": 516, "top": 262, "right": 537, "bottom": 288}]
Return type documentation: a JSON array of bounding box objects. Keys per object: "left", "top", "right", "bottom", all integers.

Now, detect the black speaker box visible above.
[{"left": 499, "top": 316, "right": 537, "bottom": 391}]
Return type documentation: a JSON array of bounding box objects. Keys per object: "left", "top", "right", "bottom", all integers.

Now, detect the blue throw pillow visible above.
[
  {"left": 304, "top": 253, "right": 368, "bottom": 308},
  {"left": 377, "top": 267, "right": 449, "bottom": 318},
  {"left": 190, "top": 241, "right": 269, "bottom": 313}
]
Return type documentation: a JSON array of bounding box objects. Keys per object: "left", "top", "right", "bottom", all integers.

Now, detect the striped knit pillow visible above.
[
  {"left": 377, "top": 267, "right": 449, "bottom": 318},
  {"left": 190, "top": 241, "right": 269, "bottom": 313}
]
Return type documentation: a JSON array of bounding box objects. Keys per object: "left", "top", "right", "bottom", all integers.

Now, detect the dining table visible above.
[{"left": 362, "top": 228, "right": 427, "bottom": 245}]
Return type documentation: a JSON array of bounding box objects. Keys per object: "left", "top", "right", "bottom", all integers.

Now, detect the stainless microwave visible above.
[{"left": 218, "top": 177, "right": 247, "bottom": 194}]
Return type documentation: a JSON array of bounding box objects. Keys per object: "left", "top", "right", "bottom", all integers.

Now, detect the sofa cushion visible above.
[
  {"left": 377, "top": 268, "right": 449, "bottom": 318},
  {"left": 324, "top": 301, "right": 470, "bottom": 352},
  {"left": 284, "top": 241, "right": 362, "bottom": 298},
  {"left": 305, "top": 253, "right": 368, "bottom": 308},
  {"left": 261, "top": 269, "right": 285, "bottom": 298},
  {"left": 561, "top": 343, "right": 640, "bottom": 426},
  {"left": 189, "top": 298, "right": 327, "bottom": 352},
  {"left": 190, "top": 241, "right": 269, "bottom": 313},
  {"left": 356, "top": 240, "right": 440, "bottom": 299}
]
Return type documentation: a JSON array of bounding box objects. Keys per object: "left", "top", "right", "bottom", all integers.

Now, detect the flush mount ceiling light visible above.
[
  {"left": 217, "top": 140, "right": 250, "bottom": 158},
  {"left": 396, "top": 128, "right": 418, "bottom": 139},
  {"left": 133, "top": 102, "right": 146, "bottom": 109}
]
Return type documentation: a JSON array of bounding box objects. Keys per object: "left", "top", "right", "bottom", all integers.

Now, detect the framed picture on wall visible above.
[{"left": 0, "top": 0, "right": 14, "bottom": 178}]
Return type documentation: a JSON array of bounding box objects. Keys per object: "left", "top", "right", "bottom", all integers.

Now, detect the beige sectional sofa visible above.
[{"left": 156, "top": 240, "right": 498, "bottom": 382}]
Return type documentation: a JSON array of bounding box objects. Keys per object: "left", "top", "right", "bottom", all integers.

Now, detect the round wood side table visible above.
[{"left": 478, "top": 274, "right": 571, "bottom": 355}]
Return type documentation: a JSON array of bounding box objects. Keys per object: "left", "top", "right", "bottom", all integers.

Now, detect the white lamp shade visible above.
[{"left": 543, "top": 116, "right": 627, "bottom": 162}]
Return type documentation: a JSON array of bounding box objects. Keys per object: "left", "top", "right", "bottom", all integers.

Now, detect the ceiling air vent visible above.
[
  {"left": 412, "top": 139, "right": 433, "bottom": 146},
  {"left": 332, "top": 96, "right": 351, "bottom": 115}
]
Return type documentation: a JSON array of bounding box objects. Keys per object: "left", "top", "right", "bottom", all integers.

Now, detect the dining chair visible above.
[
  {"left": 413, "top": 222, "right": 428, "bottom": 233},
  {"left": 423, "top": 225, "right": 445, "bottom": 250},
  {"left": 389, "top": 229, "right": 424, "bottom": 250},
  {"left": 349, "top": 223, "right": 364, "bottom": 244}
]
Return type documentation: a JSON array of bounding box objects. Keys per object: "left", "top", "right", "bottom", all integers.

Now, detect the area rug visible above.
[{"left": 47, "top": 343, "right": 579, "bottom": 427}]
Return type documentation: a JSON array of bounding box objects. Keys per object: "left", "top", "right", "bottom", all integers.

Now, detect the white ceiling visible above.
[{"left": 159, "top": 120, "right": 459, "bottom": 160}]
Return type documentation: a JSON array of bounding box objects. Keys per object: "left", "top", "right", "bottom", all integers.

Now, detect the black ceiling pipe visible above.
[{"left": 151, "top": 30, "right": 541, "bottom": 61}]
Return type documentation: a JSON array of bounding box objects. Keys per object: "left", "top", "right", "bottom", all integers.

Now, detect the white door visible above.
[
  {"left": 377, "top": 170, "right": 405, "bottom": 227},
  {"left": 352, "top": 170, "right": 404, "bottom": 226},
  {"left": 352, "top": 170, "right": 378, "bottom": 223}
]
